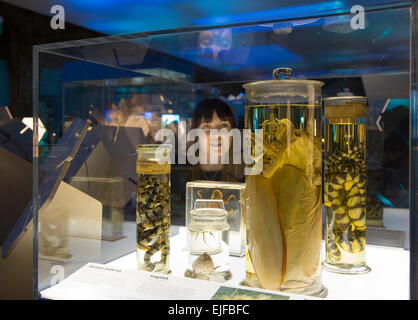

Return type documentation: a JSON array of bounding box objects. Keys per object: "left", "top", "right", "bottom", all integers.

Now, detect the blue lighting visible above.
[
  {"left": 144, "top": 112, "right": 153, "bottom": 121},
  {"left": 192, "top": 1, "right": 345, "bottom": 26},
  {"left": 53, "top": 0, "right": 411, "bottom": 35},
  {"left": 376, "top": 27, "right": 392, "bottom": 42},
  {"left": 104, "top": 109, "right": 112, "bottom": 122},
  {"left": 375, "top": 191, "right": 395, "bottom": 208},
  {"left": 386, "top": 99, "right": 410, "bottom": 111},
  {"left": 50, "top": 1, "right": 410, "bottom": 80}
]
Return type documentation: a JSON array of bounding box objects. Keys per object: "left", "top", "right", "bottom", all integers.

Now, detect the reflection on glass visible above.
[{"left": 198, "top": 29, "right": 232, "bottom": 59}]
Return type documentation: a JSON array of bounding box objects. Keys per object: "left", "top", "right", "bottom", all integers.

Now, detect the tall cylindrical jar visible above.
[
  {"left": 136, "top": 144, "right": 171, "bottom": 273},
  {"left": 323, "top": 92, "right": 371, "bottom": 274},
  {"left": 243, "top": 68, "right": 325, "bottom": 296}
]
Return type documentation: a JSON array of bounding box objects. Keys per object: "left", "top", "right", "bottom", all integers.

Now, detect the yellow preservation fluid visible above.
[
  {"left": 243, "top": 68, "right": 325, "bottom": 297},
  {"left": 136, "top": 144, "right": 171, "bottom": 274},
  {"left": 323, "top": 92, "right": 371, "bottom": 274}
]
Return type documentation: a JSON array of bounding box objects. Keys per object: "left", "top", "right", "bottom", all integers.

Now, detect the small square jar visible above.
[{"left": 186, "top": 180, "right": 246, "bottom": 257}]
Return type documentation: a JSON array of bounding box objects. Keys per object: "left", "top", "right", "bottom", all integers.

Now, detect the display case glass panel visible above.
[{"left": 23, "top": 1, "right": 417, "bottom": 299}]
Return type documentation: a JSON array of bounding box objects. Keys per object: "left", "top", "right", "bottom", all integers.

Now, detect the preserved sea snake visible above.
[
  {"left": 324, "top": 145, "right": 366, "bottom": 263},
  {"left": 137, "top": 175, "right": 170, "bottom": 271}
]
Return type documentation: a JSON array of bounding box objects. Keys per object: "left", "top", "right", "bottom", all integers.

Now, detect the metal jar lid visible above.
[
  {"left": 324, "top": 91, "right": 367, "bottom": 118},
  {"left": 136, "top": 144, "right": 172, "bottom": 162},
  {"left": 323, "top": 90, "right": 367, "bottom": 105}
]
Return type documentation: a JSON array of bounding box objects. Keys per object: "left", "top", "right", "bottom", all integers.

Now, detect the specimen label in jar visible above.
[
  {"left": 137, "top": 161, "right": 170, "bottom": 175},
  {"left": 136, "top": 159, "right": 171, "bottom": 273}
]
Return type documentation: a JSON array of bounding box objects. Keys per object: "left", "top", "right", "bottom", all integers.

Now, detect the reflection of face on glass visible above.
[
  {"left": 198, "top": 110, "right": 232, "bottom": 166},
  {"left": 198, "top": 29, "right": 232, "bottom": 59}
]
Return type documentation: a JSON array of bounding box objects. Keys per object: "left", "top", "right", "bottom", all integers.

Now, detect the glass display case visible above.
[{"left": 4, "top": 0, "right": 416, "bottom": 299}]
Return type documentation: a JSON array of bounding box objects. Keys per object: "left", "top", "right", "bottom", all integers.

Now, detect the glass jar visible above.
[
  {"left": 323, "top": 91, "right": 371, "bottom": 274},
  {"left": 185, "top": 180, "right": 246, "bottom": 257},
  {"left": 185, "top": 199, "right": 232, "bottom": 282},
  {"left": 243, "top": 68, "right": 325, "bottom": 296},
  {"left": 136, "top": 144, "right": 171, "bottom": 273}
]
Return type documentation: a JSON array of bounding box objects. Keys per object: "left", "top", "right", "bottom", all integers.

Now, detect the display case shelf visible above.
[{"left": 106, "top": 227, "right": 409, "bottom": 300}]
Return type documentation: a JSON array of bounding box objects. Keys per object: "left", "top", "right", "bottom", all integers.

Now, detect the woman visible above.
[
  {"left": 171, "top": 98, "right": 244, "bottom": 226},
  {"left": 189, "top": 98, "right": 244, "bottom": 182}
]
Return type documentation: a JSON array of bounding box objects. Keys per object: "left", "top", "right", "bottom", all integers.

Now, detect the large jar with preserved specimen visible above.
[
  {"left": 323, "top": 91, "right": 371, "bottom": 274},
  {"left": 243, "top": 68, "right": 325, "bottom": 296},
  {"left": 136, "top": 144, "right": 171, "bottom": 273}
]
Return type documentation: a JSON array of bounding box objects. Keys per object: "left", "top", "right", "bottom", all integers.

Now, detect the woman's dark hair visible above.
[{"left": 193, "top": 98, "right": 236, "bottom": 129}]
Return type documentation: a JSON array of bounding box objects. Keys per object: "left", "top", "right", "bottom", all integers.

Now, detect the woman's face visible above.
[{"left": 198, "top": 110, "right": 232, "bottom": 164}]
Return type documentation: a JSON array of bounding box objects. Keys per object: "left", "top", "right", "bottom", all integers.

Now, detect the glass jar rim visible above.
[
  {"left": 190, "top": 208, "right": 228, "bottom": 219},
  {"left": 323, "top": 96, "right": 367, "bottom": 102},
  {"left": 136, "top": 144, "right": 172, "bottom": 149},
  {"left": 243, "top": 79, "right": 324, "bottom": 90}
]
